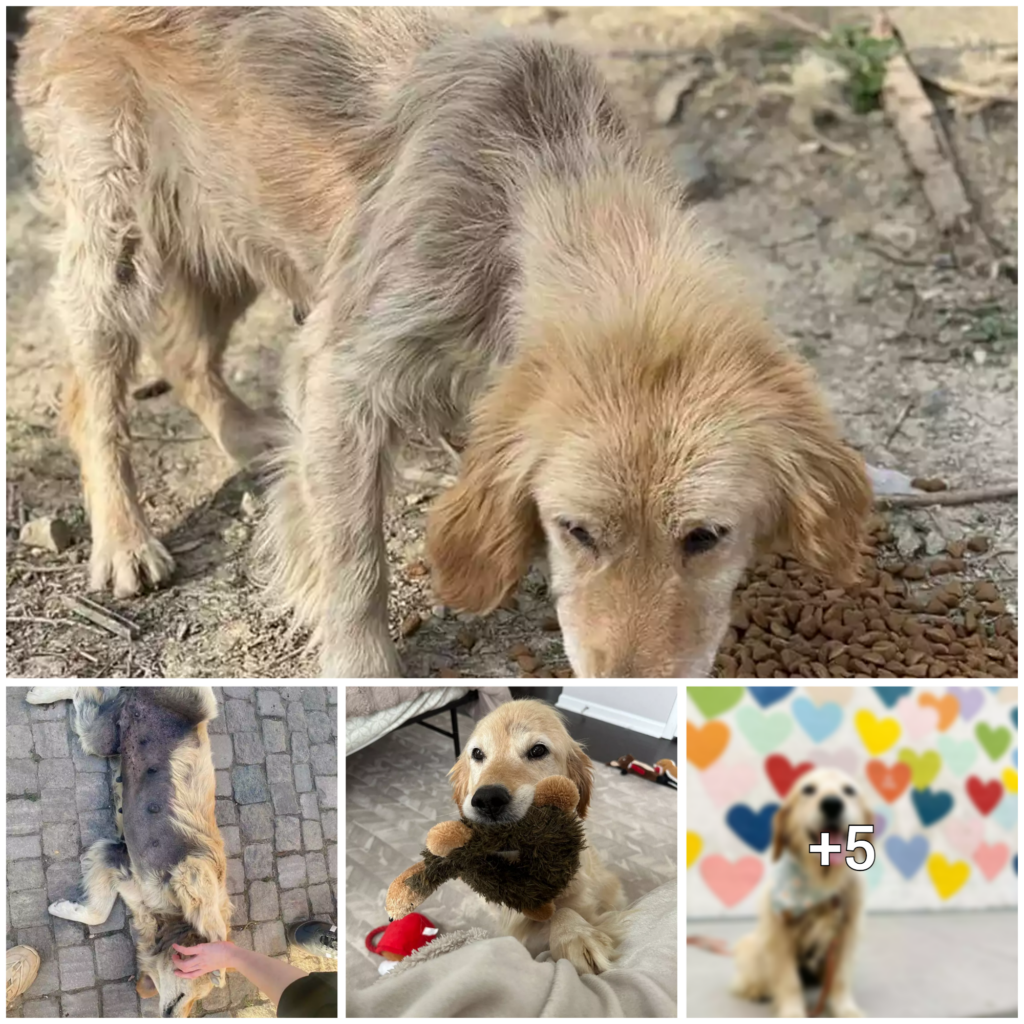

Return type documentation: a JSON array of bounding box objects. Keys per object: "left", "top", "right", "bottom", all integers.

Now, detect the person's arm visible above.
[{"left": 172, "top": 941, "right": 308, "bottom": 1008}]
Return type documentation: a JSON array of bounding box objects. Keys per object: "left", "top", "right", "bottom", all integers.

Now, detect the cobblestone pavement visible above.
[{"left": 6, "top": 686, "right": 338, "bottom": 1018}]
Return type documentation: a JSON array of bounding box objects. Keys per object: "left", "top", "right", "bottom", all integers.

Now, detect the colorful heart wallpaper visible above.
[{"left": 687, "top": 685, "right": 1018, "bottom": 916}]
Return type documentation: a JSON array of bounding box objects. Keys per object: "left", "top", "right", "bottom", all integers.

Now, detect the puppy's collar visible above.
[{"left": 771, "top": 852, "right": 842, "bottom": 918}]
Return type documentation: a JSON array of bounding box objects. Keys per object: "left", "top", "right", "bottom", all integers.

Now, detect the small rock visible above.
[
  {"left": 893, "top": 520, "right": 924, "bottom": 560},
  {"left": 431, "top": 604, "right": 448, "bottom": 619},
  {"left": 966, "top": 534, "right": 991, "bottom": 554},
  {"left": 924, "top": 530, "right": 947, "bottom": 556},
  {"left": 670, "top": 142, "right": 717, "bottom": 203},
  {"left": 870, "top": 221, "right": 917, "bottom": 252},
  {"left": 19, "top": 516, "right": 72, "bottom": 554},
  {"left": 176, "top": 621, "right": 191, "bottom": 641},
  {"left": 652, "top": 68, "right": 703, "bottom": 126},
  {"left": 239, "top": 491, "right": 260, "bottom": 521}
]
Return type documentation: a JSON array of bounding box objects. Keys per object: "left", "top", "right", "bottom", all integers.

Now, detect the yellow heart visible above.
[
  {"left": 927, "top": 853, "right": 970, "bottom": 900},
  {"left": 1003, "top": 768, "right": 1018, "bottom": 794},
  {"left": 854, "top": 709, "right": 901, "bottom": 756},
  {"left": 687, "top": 831, "right": 703, "bottom": 869}
]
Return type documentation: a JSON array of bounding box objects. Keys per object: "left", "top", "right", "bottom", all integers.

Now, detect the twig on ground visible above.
[
  {"left": 885, "top": 400, "right": 915, "bottom": 446},
  {"left": 61, "top": 595, "right": 141, "bottom": 640},
  {"left": 876, "top": 484, "right": 1017, "bottom": 508},
  {"left": 871, "top": 13, "right": 976, "bottom": 236},
  {"left": 863, "top": 242, "right": 931, "bottom": 267},
  {"left": 7, "top": 615, "right": 104, "bottom": 635}
]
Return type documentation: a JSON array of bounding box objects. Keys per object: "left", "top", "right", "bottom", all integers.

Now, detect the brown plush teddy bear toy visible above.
[{"left": 386, "top": 775, "right": 586, "bottom": 923}]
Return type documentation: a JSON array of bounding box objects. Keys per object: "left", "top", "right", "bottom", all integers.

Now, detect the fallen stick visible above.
[
  {"left": 871, "top": 13, "right": 974, "bottom": 235},
  {"left": 61, "top": 595, "right": 141, "bottom": 641},
  {"left": 7, "top": 615, "right": 103, "bottom": 634},
  {"left": 876, "top": 484, "right": 1017, "bottom": 509}
]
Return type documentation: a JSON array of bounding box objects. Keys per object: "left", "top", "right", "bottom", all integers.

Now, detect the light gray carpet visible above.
[{"left": 346, "top": 710, "right": 677, "bottom": 991}]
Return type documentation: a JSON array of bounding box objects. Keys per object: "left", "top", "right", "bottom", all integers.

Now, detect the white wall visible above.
[{"left": 557, "top": 685, "right": 678, "bottom": 739}]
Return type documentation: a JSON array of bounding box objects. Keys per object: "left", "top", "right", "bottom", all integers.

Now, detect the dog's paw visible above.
[
  {"left": 776, "top": 999, "right": 807, "bottom": 1018},
  {"left": 553, "top": 927, "right": 617, "bottom": 976},
  {"left": 832, "top": 1000, "right": 867, "bottom": 1018},
  {"left": 89, "top": 532, "right": 175, "bottom": 597},
  {"left": 26, "top": 686, "right": 74, "bottom": 705},
  {"left": 48, "top": 900, "right": 100, "bottom": 925}
]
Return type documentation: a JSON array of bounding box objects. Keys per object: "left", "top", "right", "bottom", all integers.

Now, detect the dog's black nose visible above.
[
  {"left": 820, "top": 796, "right": 844, "bottom": 821},
  {"left": 471, "top": 785, "right": 511, "bottom": 819}
]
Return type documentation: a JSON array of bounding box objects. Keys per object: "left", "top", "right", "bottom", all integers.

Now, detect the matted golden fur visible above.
[
  {"left": 16, "top": 7, "right": 872, "bottom": 677},
  {"left": 447, "top": 698, "right": 627, "bottom": 974},
  {"left": 732, "top": 767, "right": 872, "bottom": 1017},
  {"left": 24, "top": 686, "right": 230, "bottom": 1019}
]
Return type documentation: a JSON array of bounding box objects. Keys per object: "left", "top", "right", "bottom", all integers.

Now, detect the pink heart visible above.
[
  {"left": 700, "top": 854, "right": 764, "bottom": 908},
  {"left": 897, "top": 695, "right": 940, "bottom": 740},
  {"left": 701, "top": 760, "right": 758, "bottom": 809},
  {"left": 809, "top": 748, "right": 859, "bottom": 776},
  {"left": 974, "top": 841, "right": 1010, "bottom": 881},
  {"left": 943, "top": 817, "right": 986, "bottom": 857}
]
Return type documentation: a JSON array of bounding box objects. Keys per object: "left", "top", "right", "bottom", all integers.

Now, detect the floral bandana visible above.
[{"left": 770, "top": 851, "right": 842, "bottom": 916}]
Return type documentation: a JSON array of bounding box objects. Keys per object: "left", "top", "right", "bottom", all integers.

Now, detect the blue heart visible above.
[
  {"left": 726, "top": 802, "right": 781, "bottom": 854},
  {"left": 988, "top": 687, "right": 1002, "bottom": 693},
  {"left": 1012, "top": 707, "right": 1017, "bottom": 731},
  {"left": 1014, "top": 749, "right": 1018, "bottom": 769},
  {"left": 910, "top": 787, "right": 954, "bottom": 827},
  {"left": 748, "top": 686, "right": 794, "bottom": 709},
  {"left": 993, "top": 794, "right": 1017, "bottom": 832},
  {"left": 792, "top": 697, "right": 842, "bottom": 743},
  {"left": 874, "top": 686, "right": 912, "bottom": 709},
  {"left": 885, "top": 835, "right": 929, "bottom": 879}
]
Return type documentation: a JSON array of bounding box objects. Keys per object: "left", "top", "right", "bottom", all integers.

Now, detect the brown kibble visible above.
[
  {"left": 507, "top": 642, "right": 533, "bottom": 660},
  {"left": 400, "top": 612, "right": 423, "bottom": 638},
  {"left": 925, "top": 597, "right": 948, "bottom": 615},
  {"left": 928, "top": 559, "right": 954, "bottom": 576},
  {"left": 900, "top": 564, "right": 927, "bottom": 581},
  {"left": 973, "top": 582, "right": 999, "bottom": 603},
  {"left": 553, "top": 667, "right": 575, "bottom": 678},
  {"left": 966, "top": 534, "right": 991, "bottom": 553},
  {"left": 516, "top": 654, "right": 541, "bottom": 673},
  {"left": 405, "top": 559, "right": 429, "bottom": 577},
  {"left": 456, "top": 628, "right": 477, "bottom": 651},
  {"left": 437, "top": 668, "right": 463, "bottom": 678},
  {"left": 911, "top": 477, "right": 948, "bottom": 492},
  {"left": 945, "top": 540, "right": 966, "bottom": 559},
  {"left": 541, "top": 615, "right": 561, "bottom": 632},
  {"left": 905, "top": 663, "right": 929, "bottom": 677},
  {"left": 985, "top": 598, "right": 1007, "bottom": 616}
]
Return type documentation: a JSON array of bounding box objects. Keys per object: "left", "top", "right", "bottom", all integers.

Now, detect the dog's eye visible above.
[
  {"left": 802, "top": 783, "right": 816, "bottom": 796},
  {"left": 471, "top": 748, "right": 484, "bottom": 762},
  {"left": 843, "top": 785, "right": 856, "bottom": 796},
  {"left": 682, "top": 525, "right": 729, "bottom": 556},
  {"left": 527, "top": 744, "right": 548, "bottom": 759},
  {"left": 558, "top": 518, "right": 597, "bottom": 551}
]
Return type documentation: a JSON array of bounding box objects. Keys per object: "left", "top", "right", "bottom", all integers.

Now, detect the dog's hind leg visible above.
[
  {"left": 70, "top": 689, "right": 125, "bottom": 757},
  {"left": 26, "top": 686, "right": 85, "bottom": 704},
  {"left": 49, "top": 839, "right": 129, "bottom": 926}
]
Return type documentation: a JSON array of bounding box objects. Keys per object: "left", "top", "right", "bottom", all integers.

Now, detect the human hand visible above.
[{"left": 171, "top": 941, "right": 235, "bottom": 979}]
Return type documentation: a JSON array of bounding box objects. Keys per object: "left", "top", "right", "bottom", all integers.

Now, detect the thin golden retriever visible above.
[
  {"left": 15, "top": 7, "right": 871, "bottom": 677},
  {"left": 732, "top": 767, "right": 871, "bottom": 1017},
  {"left": 448, "top": 699, "right": 626, "bottom": 974}
]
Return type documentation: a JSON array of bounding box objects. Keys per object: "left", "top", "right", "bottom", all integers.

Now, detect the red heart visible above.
[
  {"left": 866, "top": 759, "right": 912, "bottom": 803},
  {"left": 765, "top": 754, "right": 815, "bottom": 798},
  {"left": 966, "top": 775, "right": 1003, "bottom": 816}
]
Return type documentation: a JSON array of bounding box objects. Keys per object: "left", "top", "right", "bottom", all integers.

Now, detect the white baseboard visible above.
[{"left": 555, "top": 692, "right": 675, "bottom": 739}]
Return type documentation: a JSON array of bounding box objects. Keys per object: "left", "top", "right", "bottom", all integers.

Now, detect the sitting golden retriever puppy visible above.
[{"left": 732, "top": 767, "right": 872, "bottom": 1017}]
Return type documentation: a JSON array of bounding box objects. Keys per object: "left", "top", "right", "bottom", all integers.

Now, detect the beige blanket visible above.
[{"left": 345, "top": 686, "right": 439, "bottom": 718}]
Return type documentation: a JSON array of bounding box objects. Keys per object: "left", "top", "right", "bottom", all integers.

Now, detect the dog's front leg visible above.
[
  {"left": 827, "top": 933, "right": 866, "bottom": 1016},
  {"left": 773, "top": 954, "right": 807, "bottom": 1018},
  {"left": 262, "top": 354, "right": 400, "bottom": 677},
  {"left": 173, "top": 859, "right": 230, "bottom": 987},
  {"left": 548, "top": 906, "right": 617, "bottom": 975}
]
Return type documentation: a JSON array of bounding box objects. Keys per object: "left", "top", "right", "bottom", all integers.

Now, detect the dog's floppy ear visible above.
[
  {"left": 771, "top": 804, "right": 790, "bottom": 862},
  {"left": 427, "top": 367, "right": 542, "bottom": 613},
  {"left": 136, "top": 973, "right": 157, "bottom": 999},
  {"left": 448, "top": 752, "right": 471, "bottom": 812},
  {"left": 756, "top": 362, "right": 873, "bottom": 586},
  {"left": 566, "top": 743, "right": 594, "bottom": 820}
]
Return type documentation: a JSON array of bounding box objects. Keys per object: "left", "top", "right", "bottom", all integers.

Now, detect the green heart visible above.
[
  {"left": 976, "top": 723, "right": 1012, "bottom": 762},
  {"left": 937, "top": 736, "right": 976, "bottom": 777},
  {"left": 736, "top": 705, "right": 792, "bottom": 755},
  {"left": 688, "top": 687, "right": 744, "bottom": 720},
  {"left": 898, "top": 747, "right": 942, "bottom": 790}
]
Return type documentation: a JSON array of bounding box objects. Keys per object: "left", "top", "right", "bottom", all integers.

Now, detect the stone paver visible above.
[{"left": 6, "top": 686, "right": 337, "bottom": 1019}]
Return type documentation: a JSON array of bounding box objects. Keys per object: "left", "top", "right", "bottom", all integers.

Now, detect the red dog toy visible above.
[{"left": 365, "top": 912, "right": 438, "bottom": 974}]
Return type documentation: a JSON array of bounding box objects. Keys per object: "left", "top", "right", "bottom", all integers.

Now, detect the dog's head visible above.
[
  {"left": 426, "top": 201, "right": 871, "bottom": 677},
  {"left": 448, "top": 699, "right": 593, "bottom": 824},
  {"left": 772, "top": 766, "right": 874, "bottom": 879},
  {"left": 136, "top": 919, "right": 217, "bottom": 1018}
]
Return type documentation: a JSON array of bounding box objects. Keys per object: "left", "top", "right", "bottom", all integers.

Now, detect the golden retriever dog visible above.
[
  {"left": 732, "top": 767, "right": 872, "bottom": 1017},
  {"left": 15, "top": 7, "right": 871, "bottom": 677},
  {"left": 25, "top": 686, "right": 230, "bottom": 1019},
  {"left": 448, "top": 699, "right": 627, "bottom": 974}
]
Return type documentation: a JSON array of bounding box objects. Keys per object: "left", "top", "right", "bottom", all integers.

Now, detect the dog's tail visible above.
[{"left": 686, "top": 935, "right": 732, "bottom": 955}]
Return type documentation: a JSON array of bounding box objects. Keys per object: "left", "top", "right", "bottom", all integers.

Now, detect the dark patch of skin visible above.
[
  {"left": 119, "top": 690, "right": 194, "bottom": 875},
  {"left": 115, "top": 236, "right": 138, "bottom": 286}
]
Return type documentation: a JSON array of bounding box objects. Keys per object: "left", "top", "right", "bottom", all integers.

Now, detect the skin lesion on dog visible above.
[{"left": 15, "top": 6, "right": 872, "bottom": 678}]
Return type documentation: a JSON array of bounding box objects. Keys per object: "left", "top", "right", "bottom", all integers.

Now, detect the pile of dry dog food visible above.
[{"left": 712, "top": 515, "right": 1016, "bottom": 679}]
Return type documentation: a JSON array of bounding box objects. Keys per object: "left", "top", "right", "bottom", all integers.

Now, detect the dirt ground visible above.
[{"left": 5, "top": 7, "right": 1017, "bottom": 678}]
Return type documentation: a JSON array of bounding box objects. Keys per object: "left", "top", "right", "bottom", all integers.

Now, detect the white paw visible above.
[
  {"left": 553, "top": 928, "right": 617, "bottom": 975},
  {"left": 48, "top": 900, "right": 99, "bottom": 925},
  {"left": 26, "top": 687, "right": 73, "bottom": 705},
  {"left": 832, "top": 1000, "right": 867, "bottom": 1018},
  {"left": 776, "top": 1000, "right": 807, "bottom": 1018},
  {"left": 89, "top": 531, "right": 175, "bottom": 597}
]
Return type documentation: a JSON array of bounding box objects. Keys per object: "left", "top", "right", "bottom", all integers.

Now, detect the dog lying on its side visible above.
[{"left": 26, "top": 686, "right": 230, "bottom": 1019}]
